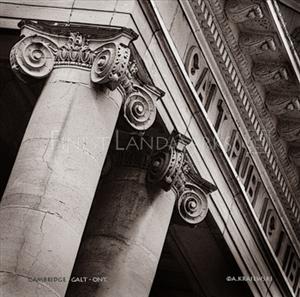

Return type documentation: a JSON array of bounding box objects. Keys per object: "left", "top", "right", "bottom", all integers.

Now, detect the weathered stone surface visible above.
[
  {"left": 0, "top": 68, "right": 124, "bottom": 296},
  {"left": 0, "top": 19, "right": 140, "bottom": 297}
]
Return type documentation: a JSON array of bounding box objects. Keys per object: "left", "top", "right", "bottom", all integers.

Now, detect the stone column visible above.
[
  {"left": 66, "top": 131, "right": 217, "bottom": 297},
  {"left": 0, "top": 20, "right": 142, "bottom": 297}
]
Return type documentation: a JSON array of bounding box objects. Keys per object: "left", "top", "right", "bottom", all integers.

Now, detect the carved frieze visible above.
[
  {"left": 191, "top": 0, "right": 300, "bottom": 231},
  {"left": 147, "top": 131, "right": 217, "bottom": 224},
  {"left": 185, "top": 45, "right": 204, "bottom": 87},
  {"left": 184, "top": 45, "right": 217, "bottom": 111},
  {"left": 188, "top": 0, "right": 300, "bottom": 284},
  {"left": 226, "top": 0, "right": 263, "bottom": 23}
]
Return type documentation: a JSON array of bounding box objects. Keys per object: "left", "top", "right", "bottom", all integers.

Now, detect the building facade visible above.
[{"left": 0, "top": 0, "right": 299, "bottom": 296}]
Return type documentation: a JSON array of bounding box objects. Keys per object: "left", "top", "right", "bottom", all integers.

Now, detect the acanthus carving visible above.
[
  {"left": 239, "top": 33, "right": 277, "bottom": 55},
  {"left": 53, "top": 32, "right": 97, "bottom": 68},
  {"left": 147, "top": 131, "right": 217, "bottom": 224},
  {"left": 252, "top": 63, "right": 289, "bottom": 85},
  {"left": 225, "top": 0, "right": 263, "bottom": 23},
  {"left": 10, "top": 35, "right": 57, "bottom": 81}
]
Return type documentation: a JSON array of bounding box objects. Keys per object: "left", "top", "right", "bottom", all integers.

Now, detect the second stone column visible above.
[
  {"left": 67, "top": 132, "right": 177, "bottom": 297},
  {"left": 67, "top": 130, "right": 216, "bottom": 297}
]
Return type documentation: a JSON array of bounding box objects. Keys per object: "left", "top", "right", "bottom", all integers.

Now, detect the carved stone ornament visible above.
[
  {"left": 91, "top": 43, "right": 130, "bottom": 90},
  {"left": 177, "top": 183, "right": 208, "bottom": 224},
  {"left": 226, "top": 0, "right": 263, "bottom": 23},
  {"left": 52, "top": 32, "right": 97, "bottom": 68},
  {"left": 10, "top": 21, "right": 163, "bottom": 133},
  {"left": 266, "top": 93, "right": 300, "bottom": 116},
  {"left": 120, "top": 60, "right": 138, "bottom": 94},
  {"left": 123, "top": 85, "right": 157, "bottom": 131},
  {"left": 147, "top": 132, "right": 191, "bottom": 191},
  {"left": 10, "top": 35, "right": 57, "bottom": 81},
  {"left": 239, "top": 33, "right": 277, "bottom": 55},
  {"left": 252, "top": 63, "right": 289, "bottom": 85},
  {"left": 147, "top": 131, "right": 217, "bottom": 225},
  {"left": 10, "top": 20, "right": 136, "bottom": 92}
]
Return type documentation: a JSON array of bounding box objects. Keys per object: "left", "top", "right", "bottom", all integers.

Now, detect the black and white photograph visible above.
[{"left": 0, "top": 0, "right": 299, "bottom": 296}]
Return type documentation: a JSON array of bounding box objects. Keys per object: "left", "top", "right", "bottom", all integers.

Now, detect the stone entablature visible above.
[
  {"left": 142, "top": 0, "right": 300, "bottom": 289},
  {"left": 180, "top": 0, "right": 300, "bottom": 294},
  {"left": 188, "top": 0, "right": 300, "bottom": 234},
  {"left": 162, "top": 1, "right": 300, "bottom": 292}
]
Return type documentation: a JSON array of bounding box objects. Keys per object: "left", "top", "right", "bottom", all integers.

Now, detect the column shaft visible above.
[
  {"left": 67, "top": 165, "right": 175, "bottom": 297},
  {"left": 0, "top": 68, "right": 123, "bottom": 296}
]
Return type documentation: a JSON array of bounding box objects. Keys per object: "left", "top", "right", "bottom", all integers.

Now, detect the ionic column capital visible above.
[
  {"left": 147, "top": 131, "right": 217, "bottom": 224},
  {"left": 10, "top": 20, "right": 137, "bottom": 90},
  {"left": 10, "top": 20, "right": 162, "bottom": 132}
]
